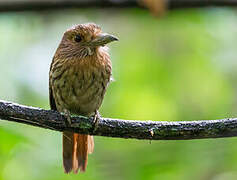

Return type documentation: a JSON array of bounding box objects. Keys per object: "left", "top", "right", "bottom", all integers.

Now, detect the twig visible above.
[
  {"left": 0, "top": 0, "right": 236, "bottom": 12},
  {"left": 0, "top": 100, "right": 237, "bottom": 140}
]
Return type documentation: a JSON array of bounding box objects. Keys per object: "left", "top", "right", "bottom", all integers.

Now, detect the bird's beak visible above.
[{"left": 89, "top": 33, "right": 118, "bottom": 47}]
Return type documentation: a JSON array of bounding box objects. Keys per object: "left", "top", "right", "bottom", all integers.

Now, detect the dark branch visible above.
[
  {"left": 0, "top": 0, "right": 237, "bottom": 12},
  {"left": 0, "top": 0, "right": 137, "bottom": 12},
  {"left": 169, "top": 0, "right": 237, "bottom": 9},
  {"left": 0, "top": 100, "right": 237, "bottom": 140}
]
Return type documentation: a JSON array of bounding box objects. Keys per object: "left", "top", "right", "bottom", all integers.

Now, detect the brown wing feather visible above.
[
  {"left": 49, "top": 86, "right": 57, "bottom": 111},
  {"left": 49, "top": 58, "right": 57, "bottom": 111}
]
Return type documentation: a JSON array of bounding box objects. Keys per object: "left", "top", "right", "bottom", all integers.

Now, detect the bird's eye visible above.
[{"left": 74, "top": 35, "right": 82, "bottom": 42}]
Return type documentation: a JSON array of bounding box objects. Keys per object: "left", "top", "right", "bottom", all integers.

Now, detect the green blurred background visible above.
[{"left": 0, "top": 7, "right": 237, "bottom": 180}]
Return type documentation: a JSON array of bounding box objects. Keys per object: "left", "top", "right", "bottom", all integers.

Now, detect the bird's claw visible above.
[
  {"left": 93, "top": 111, "right": 101, "bottom": 132},
  {"left": 64, "top": 109, "right": 72, "bottom": 126}
]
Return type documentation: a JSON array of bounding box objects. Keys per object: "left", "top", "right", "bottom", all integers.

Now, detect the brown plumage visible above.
[{"left": 49, "top": 23, "right": 118, "bottom": 173}]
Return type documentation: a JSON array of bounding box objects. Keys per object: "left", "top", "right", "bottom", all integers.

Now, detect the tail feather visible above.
[
  {"left": 62, "top": 132, "right": 94, "bottom": 174},
  {"left": 76, "top": 134, "right": 88, "bottom": 173},
  {"left": 62, "top": 132, "right": 74, "bottom": 173},
  {"left": 72, "top": 134, "right": 79, "bottom": 173},
  {"left": 88, "top": 135, "right": 94, "bottom": 154}
]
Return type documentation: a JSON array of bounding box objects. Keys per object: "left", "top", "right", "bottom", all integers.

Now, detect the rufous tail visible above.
[{"left": 63, "top": 132, "right": 94, "bottom": 173}]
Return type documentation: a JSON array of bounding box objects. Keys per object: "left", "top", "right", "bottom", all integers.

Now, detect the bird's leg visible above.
[
  {"left": 93, "top": 110, "right": 101, "bottom": 132},
  {"left": 63, "top": 109, "right": 72, "bottom": 126}
]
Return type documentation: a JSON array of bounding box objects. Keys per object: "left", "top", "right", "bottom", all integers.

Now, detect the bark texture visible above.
[{"left": 1, "top": 100, "right": 237, "bottom": 140}]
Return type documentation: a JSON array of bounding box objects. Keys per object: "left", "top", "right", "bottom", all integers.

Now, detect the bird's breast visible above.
[{"left": 51, "top": 55, "right": 111, "bottom": 116}]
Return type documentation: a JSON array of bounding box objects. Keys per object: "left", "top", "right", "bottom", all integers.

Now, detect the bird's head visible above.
[{"left": 57, "top": 23, "right": 118, "bottom": 59}]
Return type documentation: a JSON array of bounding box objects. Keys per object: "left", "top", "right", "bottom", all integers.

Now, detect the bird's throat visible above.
[{"left": 86, "top": 47, "right": 93, "bottom": 56}]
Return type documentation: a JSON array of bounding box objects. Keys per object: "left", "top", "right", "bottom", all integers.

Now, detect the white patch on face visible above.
[
  {"left": 87, "top": 47, "right": 93, "bottom": 55},
  {"left": 100, "top": 46, "right": 109, "bottom": 52}
]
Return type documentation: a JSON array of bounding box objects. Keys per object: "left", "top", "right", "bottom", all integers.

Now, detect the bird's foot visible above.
[
  {"left": 93, "top": 111, "right": 101, "bottom": 132},
  {"left": 63, "top": 109, "right": 71, "bottom": 126}
]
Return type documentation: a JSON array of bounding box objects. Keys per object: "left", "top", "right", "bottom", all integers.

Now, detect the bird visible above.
[{"left": 49, "top": 23, "right": 118, "bottom": 173}]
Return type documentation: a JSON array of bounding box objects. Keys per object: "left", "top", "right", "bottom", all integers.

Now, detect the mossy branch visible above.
[{"left": 0, "top": 100, "right": 237, "bottom": 140}]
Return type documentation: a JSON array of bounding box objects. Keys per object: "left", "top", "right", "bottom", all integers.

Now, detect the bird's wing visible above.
[
  {"left": 49, "top": 58, "right": 57, "bottom": 111},
  {"left": 49, "top": 85, "right": 57, "bottom": 111}
]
